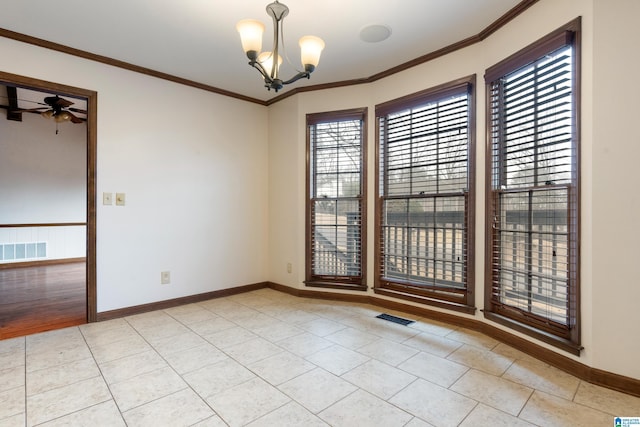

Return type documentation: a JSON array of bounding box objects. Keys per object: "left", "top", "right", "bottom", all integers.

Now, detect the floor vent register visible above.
[{"left": 375, "top": 313, "right": 415, "bottom": 326}]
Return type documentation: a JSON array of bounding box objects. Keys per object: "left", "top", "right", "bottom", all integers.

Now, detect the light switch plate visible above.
[
  {"left": 116, "top": 193, "right": 125, "bottom": 206},
  {"left": 161, "top": 271, "right": 170, "bottom": 284},
  {"left": 103, "top": 192, "right": 113, "bottom": 205}
]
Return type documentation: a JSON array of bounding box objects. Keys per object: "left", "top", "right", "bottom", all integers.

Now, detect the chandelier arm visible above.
[
  {"left": 248, "top": 60, "right": 275, "bottom": 85},
  {"left": 278, "top": 15, "right": 301, "bottom": 74},
  {"left": 280, "top": 71, "right": 311, "bottom": 85}
]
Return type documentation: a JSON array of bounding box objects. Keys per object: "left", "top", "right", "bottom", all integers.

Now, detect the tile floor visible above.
[{"left": 1, "top": 288, "right": 639, "bottom": 426}]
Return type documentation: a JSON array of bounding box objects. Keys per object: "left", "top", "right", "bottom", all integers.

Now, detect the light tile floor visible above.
[{"left": 1, "top": 288, "right": 639, "bottom": 426}]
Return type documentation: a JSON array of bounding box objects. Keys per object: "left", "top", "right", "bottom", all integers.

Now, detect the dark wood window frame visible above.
[
  {"left": 375, "top": 76, "right": 476, "bottom": 314},
  {"left": 484, "top": 18, "right": 582, "bottom": 355},
  {"left": 305, "top": 108, "right": 368, "bottom": 290}
]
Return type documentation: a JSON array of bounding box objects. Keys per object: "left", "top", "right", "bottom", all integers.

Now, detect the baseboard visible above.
[
  {"left": 96, "top": 281, "right": 269, "bottom": 321},
  {"left": 0, "top": 257, "right": 86, "bottom": 270},
  {"left": 267, "top": 281, "right": 640, "bottom": 398}
]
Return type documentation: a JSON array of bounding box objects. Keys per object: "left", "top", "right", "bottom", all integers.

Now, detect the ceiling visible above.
[{"left": 0, "top": 0, "right": 529, "bottom": 103}]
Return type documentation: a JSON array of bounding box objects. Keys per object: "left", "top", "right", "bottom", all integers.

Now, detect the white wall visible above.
[
  {"left": 267, "top": 95, "right": 301, "bottom": 285},
  {"left": 267, "top": 0, "right": 640, "bottom": 381},
  {"left": 591, "top": 0, "right": 640, "bottom": 379},
  {"left": 0, "top": 110, "right": 86, "bottom": 260},
  {"left": 0, "top": 37, "right": 269, "bottom": 311},
  {"left": 0, "top": 111, "right": 86, "bottom": 223}
]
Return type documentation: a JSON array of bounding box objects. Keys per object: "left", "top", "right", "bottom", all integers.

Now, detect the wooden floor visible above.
[{"left": 0, "top": 262, "right": 86, "bottom": 339}]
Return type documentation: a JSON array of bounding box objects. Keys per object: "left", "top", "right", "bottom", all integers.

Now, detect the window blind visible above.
[
  {"left": 376, "top": 79, "right": 474, "bottom": 307},
  {"left": 307, "top": 110, "right": 366, "bottom": 287},
  {"left": 488, "top": 41, "right": 578, "bottom": 337}
]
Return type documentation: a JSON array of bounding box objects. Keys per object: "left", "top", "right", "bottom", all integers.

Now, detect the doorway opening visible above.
[{"left": 0, "top": 71, "right": 97, "bottom": 338}]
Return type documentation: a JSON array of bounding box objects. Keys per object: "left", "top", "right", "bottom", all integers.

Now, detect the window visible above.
[
  {"left": 305, "top": 108, "right": 367, "bottom": 290},
  {"left": 375, "top": 77, "right": 475, "bottom": 312},
  {"left": 484, "top": 19, "right": 581, "bottom": 354}
]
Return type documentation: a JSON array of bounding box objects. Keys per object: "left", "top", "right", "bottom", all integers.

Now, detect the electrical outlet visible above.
[
  {"left": 287, "top": 262, "right": 292, "bottom": 273},
  {"left": 161, "top": 271, "right": 170, "bottom": 284}
]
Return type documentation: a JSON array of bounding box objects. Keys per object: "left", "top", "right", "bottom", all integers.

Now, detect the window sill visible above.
[
  {"left": 304, "top": 280, "right": 368, "bottom": 292},
  {"left": 483, "top": 311, "right": 582, "bottom": 356},
  {"left": 374, "top": 287, "right": 476, "bottom": 315}
]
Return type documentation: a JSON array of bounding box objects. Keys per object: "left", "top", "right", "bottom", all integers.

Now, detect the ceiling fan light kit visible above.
[
  {"left": 236, "top": 0, "right": 325, "bottom": 92},
  {"left": 52, "top": 110, "right": 73, "bottom": 123},
  {"left": 39, "top": 108, "right": 72, "bottom": 123},
  {"left": 35, "top": 96, "right": 84, "bottom": 124}
]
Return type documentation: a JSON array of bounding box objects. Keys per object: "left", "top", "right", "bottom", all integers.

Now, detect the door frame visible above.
[{"left": 0, "top": 71, "right": 97, "bottom": 322}]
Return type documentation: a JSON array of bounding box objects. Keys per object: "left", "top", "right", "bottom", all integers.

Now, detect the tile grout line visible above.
[
  {"left": 515, "top": 387, "right": 536, "bottom": 421},
  {"left": 119, "top": 315, "right": 220, "bottom": 423},
  {"left": 22, "top": 327, "right": 114, "bottom": 426},
  {"left": 456, "top": 400, "right": 481, "bottom": 427},
  {"left": 160, "top": 304, "right": 302, "bottom": 425},
  {"left": 190, "top": 296, "right": 371, "bottom": 423},
  {"left": 198, "top": 297, "right": 339, "bottom": 424},
  {"left": 79, "top": 324, "right": 128, "bottom": 424},
  {"left": 174, "top": 301, "right": 330, "bottom": 404}
]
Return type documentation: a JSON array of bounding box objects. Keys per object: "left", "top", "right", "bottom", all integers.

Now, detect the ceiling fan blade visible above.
[
  {"left": 68, "top": 107, "right": 87, "bottom": 114},
  {"left": 12, "top": 107, "right": 49, "bottom": 113},
  {"left": 67, "top": 111, "right": 84, "bottom": 123},
  {"left": 44, "top": 95, "right": 74, "bottom": 109}
]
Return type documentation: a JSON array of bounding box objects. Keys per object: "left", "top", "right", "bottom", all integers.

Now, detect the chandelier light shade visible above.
[
  {"left": 257, "top": 52, "right": 283, "bottom": 74},
  {"left": 236, "top": 1, "right": 325, "bottom": 92},
  {"left": 236, "top": 19, "right": 265, "bottom": 54},
  {"left": 298, "top": 36, "right": 325, "bottom": 69}
]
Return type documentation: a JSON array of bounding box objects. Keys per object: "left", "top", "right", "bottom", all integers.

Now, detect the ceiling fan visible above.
[{"left": 16, "top": 95, "right": 86, "bottom": 123}]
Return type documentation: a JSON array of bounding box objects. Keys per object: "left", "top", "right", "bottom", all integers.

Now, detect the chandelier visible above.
[{"left": 236, "top": 1, "right": 325, "bottom": 92}]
